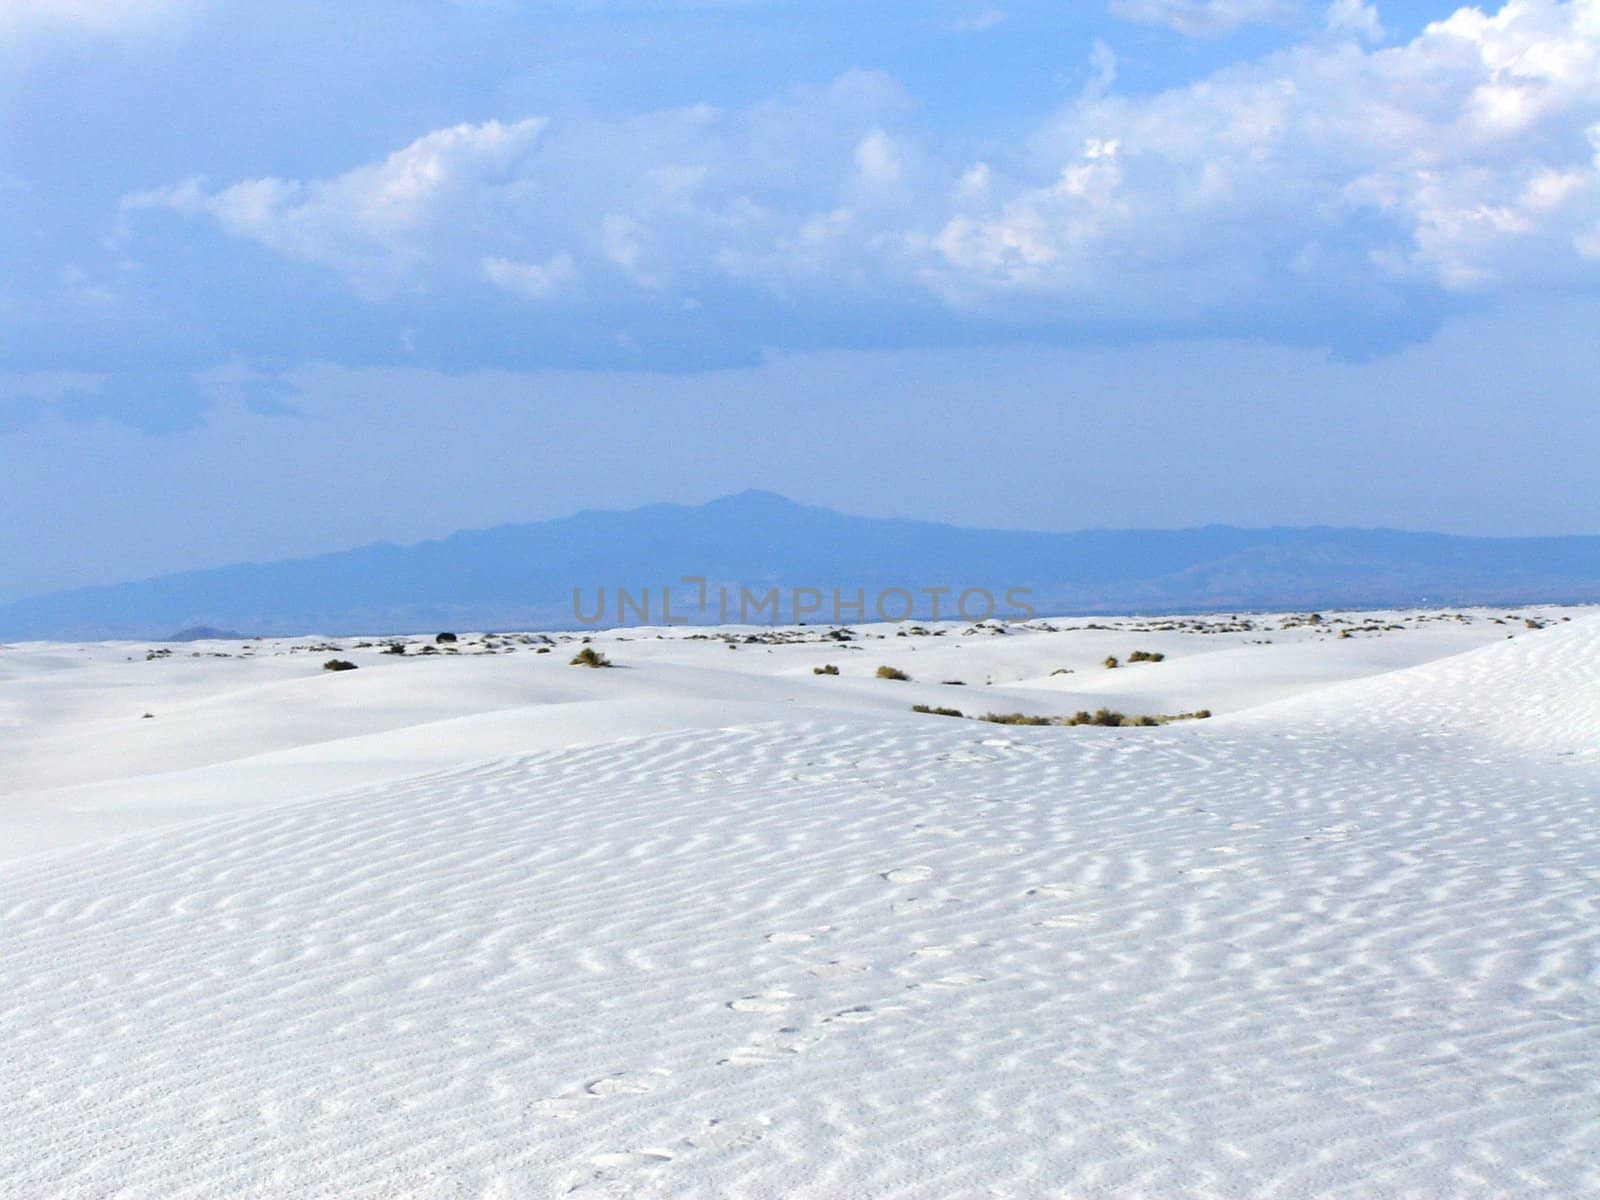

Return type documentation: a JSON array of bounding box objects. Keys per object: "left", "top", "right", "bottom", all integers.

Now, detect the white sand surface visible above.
[{"left": 1, "top": 606, "right": 1596, "bottom": 1196}]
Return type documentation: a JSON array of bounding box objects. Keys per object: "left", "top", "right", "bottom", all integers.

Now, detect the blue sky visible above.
[{"left": 2, "top": 0, "right": 1598, "bottom": 601}]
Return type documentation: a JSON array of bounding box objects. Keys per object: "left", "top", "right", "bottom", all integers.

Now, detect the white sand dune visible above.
[{"left": 1, "top": 608, "right": 1596, "bottom": 1196}]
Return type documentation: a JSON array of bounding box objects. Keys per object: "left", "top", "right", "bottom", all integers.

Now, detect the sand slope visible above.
[
  {"left": 1, "top": 613, "right": 1597, "bottom": 1196},
  {"left": 0, "top": 608, "right": 1574, "bottom": 857}
]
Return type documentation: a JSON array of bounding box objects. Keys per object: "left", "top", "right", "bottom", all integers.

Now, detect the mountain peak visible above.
[
  {"left": 701, "top": 489, "right": 805, "bottom": 510},
  {"left": 1, "top": 497, "right": 1595, "bottom": 640}
]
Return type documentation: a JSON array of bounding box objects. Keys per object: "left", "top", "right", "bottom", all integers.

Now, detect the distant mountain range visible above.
[{"left": 3, "top": 491, "right": 1597, "bottom": 640}]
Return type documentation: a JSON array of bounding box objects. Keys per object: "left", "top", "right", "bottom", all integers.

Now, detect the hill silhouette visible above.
[{"left": 2, "top": 491, "right": 1596, "bottom": 639}]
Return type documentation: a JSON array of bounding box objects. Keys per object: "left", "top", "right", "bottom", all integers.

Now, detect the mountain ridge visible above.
[{"left": 3, "top": 492, "right": 1597, "bottom": 640}]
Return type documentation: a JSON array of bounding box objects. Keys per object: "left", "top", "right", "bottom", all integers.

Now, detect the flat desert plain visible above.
[{"left": 2, "top": 607, "right": 1597, "bottom": 1197}]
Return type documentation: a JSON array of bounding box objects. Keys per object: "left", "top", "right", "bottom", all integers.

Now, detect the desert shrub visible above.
[
  {"left": 323, "top": 659, "right": 358, "bottom": 672},
  {"left": 876, "top": 665, "right": 910, "bottom": 681},
  {"left": 1050, "top": 668, "right": 1074, "bottom": 676},
  {"left": 912, "top": 704, "right": 964, "bottom": 718},
  {"left": 1103, "top": 655, "right": 1119, "bottom": 669},
  {"left": 570, "top": 647, "right": 613, "bottom": 668},
  {"left": 1127, "top": 650, "right": 1165, "bottom": 663},
  {"left": 436, "top": 632, "right": 457, "bottom": 643},
  {"left": 979, "top": 712, "right": 1054, "bottom": 726},
  {"left": 814, "top": 664, "right": 841, "bottom": 676},
  {"left": 536, "top": 646, "right": 551, "bottom": 654},
  {"left": 382, "top": 642, "right": 407, "bottom": 656},
  {"left": 969, "top": 705, "right": 1210, "bottom": 728}
]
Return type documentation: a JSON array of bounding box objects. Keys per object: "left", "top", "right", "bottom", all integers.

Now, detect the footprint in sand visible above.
[
  {"left": 527, "top": 1095, "right": 589, "bottom": 1122},
  {"left": 1026, "top": 884, "right": 1081, "bottom": 899},
  {"left": 892, "top": 896, "right": 957, "bottom": 916},
  {"left": 1035, "top": 914, "right": 1096, "bottom": 929},
  {"left": 719, "top": 1026, "right": 825, "bottom": 1066},
  {"left": 764, "top": 931, "right": 816, "bottom": 945},
  {"left": 728, "top": 991, "right": 796, "bottom": 1013},
  {"left": 534, "top": 1068, "right": 669, "bottom": 1120},
  {"left": 882, "top": 865, "right": 934, "bottom": 884},
  {"left": 977, "top": 843, "right": 1026, "bottom": 859},
  {"left": 585, "top": 1070, "right": 667, "bottom": 1097},
  {"left": 591, "top": 1150, "right": 673, "bottom": 1169},
  {"left": 822, "top": 1005, "right": 878, "bottom": 1025},
  {"left": 912, "top": 972, "right": 986, "bottom": 990},
  {"left": 691, "top": 1116, "right": 770, "bottom": 1151}
]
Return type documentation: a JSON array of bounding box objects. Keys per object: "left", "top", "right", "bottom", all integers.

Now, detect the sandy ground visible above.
[{"left": 1, "top": 605, "right": 1596, "bottom": 1196}]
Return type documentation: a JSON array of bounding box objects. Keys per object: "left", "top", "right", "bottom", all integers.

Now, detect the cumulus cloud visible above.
[
  {"left": 932, "top": 0, "right": 1600, "bottom": 308},
  {"left": 1324, "top": 0, "right": 1385, "bottom": 40},
  {"left": 128, "top": 118, "right": 550, "bottom": 298},
  {"left": 135, "top": 1, "right": 1600, "bottom": 335},
  {"left": 481, "top": 253, "right": 576, "bottom": 300},
  {"left": 1108, "top": 0, "right": 1298, "bottom": 37},
  {"left": 135, "top": 72, "right": 916, "bottom": 302}
]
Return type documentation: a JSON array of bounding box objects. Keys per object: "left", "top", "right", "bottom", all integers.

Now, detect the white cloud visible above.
[
  {"left": 0, "top": 370, "right": 98, "bottom": 402},
  {"left": 0, "top": 0, "right": 196, "bottom": 37},
  {"left": 129, "top": 118, "right": 549, "bottom": 298},
  {"left": 930, "top": 0, "right": 1600, "bottom": 306},
  {"left": 1109, "top": 0, "right": 1298, "bottom": 37},
  {"left": 853, "top": 129, "right": 904, "bottom": 189},
  {"left": 136, "top": 72, "right": 915, "bottom": 301},
  {"left": 481, "top": 253, "right": 576, "bottom": 300},
  {"left": 947, "top": 8, "right": 1007, "bottom": 33},
  {"left": 136, "top": 2, "right": 1600, "bottom": 327},
  {"left": 1324, "top": 0, "right": 1385, "bottom": 40},
  {"left": 1084, "top": 39, "right": 1120, "bottom": 98}
]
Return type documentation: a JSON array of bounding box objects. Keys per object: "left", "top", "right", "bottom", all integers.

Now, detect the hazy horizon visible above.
[
  {"left": 4, "top": 488, "right": 1596, "bottom": 641},
  {"left": 12, "top": 487, "right": 1600, "bottom": 608}
]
